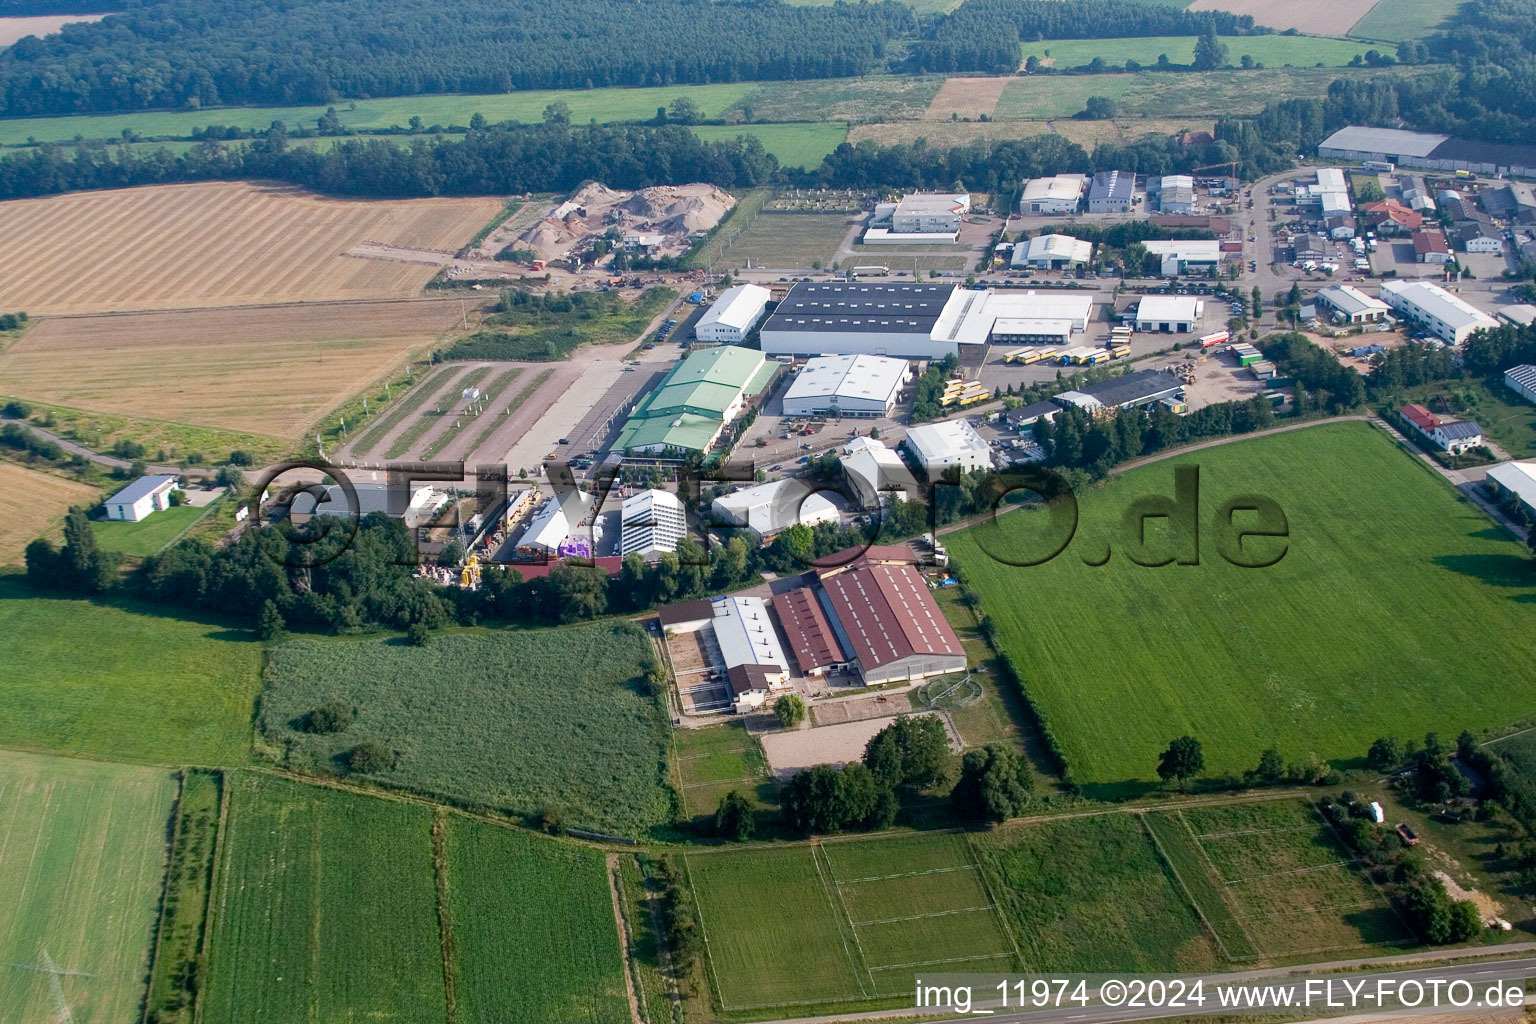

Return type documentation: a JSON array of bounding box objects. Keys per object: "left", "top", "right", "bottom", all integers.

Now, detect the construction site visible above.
[{"left": 508, "top": 182, "right": 738, "bottom": 265}]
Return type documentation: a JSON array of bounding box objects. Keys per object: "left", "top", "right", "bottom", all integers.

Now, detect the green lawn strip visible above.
[
  {"left": 615, "top": 854, "right": 674, "bottom": 1024},
  {"left": 444, "top": 816, "right": 630, "bottom": 1024},
  {"left": 89, "top": 502, "right": 209, "bottom": 557},
  {"left": 947, "top": 421, "right": 1536, "bottom": 794},
  {"left": 6, "top": 398, "right": 287, "bottom": 466},
  {"left": 144, "top": 769, "right": 222, "bottom": 1024},
  {"left": 385, "top": 366, "right": 489, "bottom": 460},
  {"left": 462, "top": 368, "right": 554, "bottom": 456},
  {"left": 258, "top": 624, "right": 672, "bottom": 837},
  {"left": 1142, "top": 810, "right": 1260, "bottom": 960},
  {"left": 420, "top": 367, "right": 520, "bottom": 460},
  {"left": 692, "top": 122, "right": 848, "bottom": 169},
  {"left": 1023, "top": 35, "right": 1376, "bottom": 69},
  {"left": 0, "top": 750, "right": 179, "bottom": 1024},
  {"left": 0, "top": 573, "right": 261, "bottom": 764},
  {"left": 200, "top": 773, "right": 446, "bottom": 1024},
  {"left": 349, "top": 364, "right": 462, "bottom": 456},
  {"left": 1348, "top": 0, "right": 1467, "bottom": 41}
]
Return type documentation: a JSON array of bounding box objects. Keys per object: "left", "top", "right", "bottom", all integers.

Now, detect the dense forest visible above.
[
  {"left": 910, "top": 0, "right": 1259, "bottom": 74},
  {"left": 0, "top": 0, "right": 133, "bottom": 13},
  {"left": 0, "top": 0, "right": 912, "bottom": 116}
]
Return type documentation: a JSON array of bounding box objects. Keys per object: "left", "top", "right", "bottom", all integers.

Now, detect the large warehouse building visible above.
[
  {"left": 781, "top": 354, "right": 910, "bottom": 418},
  {"left": 904, "top": 419, "right": 992, "bottom": 479},
  {"left": 711, "top": 478, "right": 840, "bottom": 537},
  {"left": 1011, "top": 233, "right": 1094, "bottom": 270},
  {"left": 694, "top": 284, "right": 771, "bottom": 344},
  {"left": 1134, "top": 295, "right": 1204, "bottom": 333},
  {"left": 840, "top": 436, "right": 922, "bottom": 508},
  {"left": 1379, "top": 281, "right": 1497, "bottom": 345},
  {"left": 816, "top": 559, "right": 966, "bottom": 685},
  {"left": 1087, "top": 170, "right": 1135, "bottom": 213},
  {"left": 615, "top": 346, "right": 776, "bottom": 454},
  {"left": 1019, "top": 174, "right": 1088, "bottom": 215},
  {"left": 1318, "top": 126, "right": 1536, "bottom": 179},
  {"left": 760, "top": 282, "right": 1095, "bottom": 358}
]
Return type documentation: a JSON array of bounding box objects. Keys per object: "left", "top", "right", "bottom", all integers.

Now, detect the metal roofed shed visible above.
[
  {"left": 1063, "top": 368, "right": 1185, "bottom": 410},
  {"left": 1134, "top": 295, "right": 1204, "bottom": 332},
  {"left": 1087, "top": 170, "right": 1135, "bottom": 213},
  {"left": 1019, "top": 174, "right": 1088, "bottom": 215},
  {"left": 1317, "top": 284, "right": 1390, "bottom": 323},
  {"left": 1011, "top": 233, "right": 1094, "bottom": 270},
  {"left": 288, "top": 482, "right": 452, "bottom": 530},
  {"left": 817, "top": 562, "right": 966, "bottom": 685},
  {"left": 1487, "top": 460, "right": 1536, "bottom": 518},
  {"left": 104, "top": 474, "right": 179, "bottom": 522},
  {"left": 903, "top": 419, "right": 993, "bottom": 479},
  {"left": 840, "top": 436, "right": 923, "bottom": 508},
  {"left": 781, "top": 354, "right": 909, "bottom": 418},
  {"left": 771, "top": 586, "right": 849, "bottom": 676},
  {"left": 1498, "top": 306, "right": 1536, "bottom": 328},
  {"left": 1318, "top": 125, "right": 1536, "bottom": 178},
  {"left": 694, "top": 284, "right": 771, "bottom": 344},
  {"left": 1140, "top": 240, "right": 1220, "bottom": 276}
]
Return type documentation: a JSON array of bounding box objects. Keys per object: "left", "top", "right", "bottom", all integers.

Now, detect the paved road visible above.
[
  {"left": 754, "top": 948, "right": 1536, "bottom": 1024},
  {"left": 0, "top": 415, "right": 213, "bottom": 480}
]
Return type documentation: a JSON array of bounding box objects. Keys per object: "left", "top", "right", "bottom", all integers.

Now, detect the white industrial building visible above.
[
  {"left": 516, "top": 489, "right": 595, "bottom": 555},
  {"left": 760, "top": 282, "right": 1093, "bottom": 359},
  {"left": 782, "top": 354, "right": 909, "bottom": 418},
  {"left": 840, "top": 436, "right": 923, "bottom": 508},
  {"left": 1317, "top": 284, "right": 1390, "bottom": 324},
  {"left": 659, "top": 595, "right": 791, "bottom": 713},
  {"left": 1087, "top": 170, "right": 1134, "bottom": 213},
  {"left": 105, "top": 475, "right": 178, "bottom": 522},
  {"left": 1318, "top": 125, "right": 1536, "bottom": 179},
  {"left": 1011, "top": 233, "right": 1094, "bottom": 270},
  {"left": 904, "top": 420, "right": 992, "bottom": 480},
  {"left": 694, "top": 284, "right": 771, "bottom": 344},
  {"left": 619, "top": 489, "right": 687, "bottom": 560},
  {"left": 1506, "top": 365, "right": 1536, "bottom": 406},
  {"left": 1019, "top": 174, "right": 1088, "bottom": 215},
  {"left": 711, "top": 478, "right": 840, "bottom": 537},
  {"left": 1134, "top": 295, "right": 1204, "bottom": 333},
  {"left": 1153, "top": 175, "right": 1195, "bottom": 214},
  {"left": 1486, "top": 460, "right": 1536, "bottom": 521},
  {"left": 1141, "top": 240, "right": 1221, "bottom": 276},
  {"left": 864, "top": 192, "right": 968, "bottom": 244},
  {"left": 1379, "top": 281, "right": 1497, "bottom": 346},
  {"left": 1498, "top": 306, "right": 1536, "bottom": 328}
]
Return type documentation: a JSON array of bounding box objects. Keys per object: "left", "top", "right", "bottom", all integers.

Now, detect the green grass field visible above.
[
  {"left": 673, "top": 721, "right": 774, "bottom": 819},
  {"left": 724, "top": 211, "right": 852, "bottom": 270},
  {"left": 1023, "top": 35, "right": 1376, "bottom": 69},
  {"left": 0, "top": 749, "right": 178, "bottom": 1024},
  {"left": 201, "top": 773, "right": 447, "bottom": 1024},
  {"left": 1157, "top": 801, "right": 1414, "bottom": 959},
  {"left": 144, "top": 769, "right": 221, "bottom": 1024},
  {"left": 688, "top": 833, "right": 1022, "bottom": 1012},
  {"left": 972, "top": 814, "right": 1220, "bottom": 971},
  {"left": 260, "top": 624, "right": 673, "bottom": 836},
  {"left": 444, "top": 818, "right": 630, "bottom": 1024},
  {"left": 693, "top": 122, "right": 848, "bottom": 169},
  {"left": 733, "top": 75, "right": 946, "bottom": 124},
  {"left": 1393, "top": 377, "right": 1536, "bottom": 458},
  {"left": 0, "top": 574, "right": 261, "bottom": 765},
  {"left": 1348, "top": 0, "right": 1467, "bottom": 41},
  {"left": 947, "top": 421, "right": 1536, "bottom": 794},
  {"left": 89, "top": 503, "right": 208, "bottom": 557}
]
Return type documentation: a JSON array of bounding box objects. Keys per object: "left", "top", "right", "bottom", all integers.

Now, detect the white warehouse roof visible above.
[
  {"left": 1141, "top": 240, "right": 1222, "bottom": 262},
  {"left": 1318, "top": 126, "right": 1450, "bottom": 158},
  {"left": 904, "top": 419, "right": 991, "bottom": 469},
  {"left": 1021, "top": 174, "right": 1088, "bottom": 203},
  {"left": 711, "top": 479, "right": 840, "bottom": 536},
  {"left": 783, "top": 354, "right": 908, "bottom": 408},
  {"left": 931, "top": 289, "right": 1095, "bottom": 346},
  {"left": 1380, "top": 280, "right": 1497, "bottom": 334},
  {"left": 697, "top": 284, "right": 771, "bottom": 333},
  {"left": 1318, "top": 285, "right": 1389, "bottom": 318},
  {"left": 711, "top": 595, "right": 790, "bottom": 674},
  {"left": 1014, "top": 234, "right": 1094, "bottom": 266},
  {"left": 1487, "top": 461, "right": 1536, "bottom": 509},
  {"left": 1137, "top": 295, "right": 1204, "bottom": 322}
]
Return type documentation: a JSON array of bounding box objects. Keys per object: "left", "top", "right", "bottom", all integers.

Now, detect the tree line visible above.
[{"left": 0, "top": 0, "right": 913, "bottom": 116}]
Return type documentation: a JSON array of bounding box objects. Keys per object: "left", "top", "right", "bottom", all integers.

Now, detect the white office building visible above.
[
  {"left": 1134, "top": 295, "right": 1204, "bottom": 333},
  {"left": 840, "top": 436, "right": 923, "bottom": 508},
  {"left": 904, "top": 420, "right": 993, "bottom": 480},
  {"left": 1141, "top": 240, "right": 1221, "bottom": 276},
  {"left": 619, "top": 489, "right": 687, "bottom": 560},
  {"left": 782, "top": 354, "right": 909, "bottom": 418},
  {"left": 1379, "top": 281, "right": 1497, "bottom": 346},
  {"left": 694, "top": 284, "right": 771, "bottom": 344},
  {"left": 1019, "top": 174, "right": 1088, "bottom": 215}
]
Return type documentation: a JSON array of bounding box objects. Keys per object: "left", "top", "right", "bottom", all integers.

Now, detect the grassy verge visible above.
[
  {"left": 144, "top": 769, "right": 222, "bottom": 1024},
  {"left": 446, "top": 288, "right": 676, "bottom": 361},
  {"left": 89, "top": 502, "right": 211, "bottom": 557},
  {"left": 462, "top": 368, "right": 553, "bottom": 457},
  {"left": 421, "top": 367, "right": 521, "bottom": 459},
  {"left": 347, "top": 364, "right": 462, "bottom": 457},
  {"left": 385, "top": 366, "right": 490, "bottom": 460},
  {"left": 8, "top": 400, "right": 286, "bottom": 466},
  {"left": 1143, "top": 810, "right": 1260, "bottom": 960},
  {"left": 679, "top": 188, "right": 771, "bottom": 271},
  {"left": 465, "top": 199, "right": 523, "bottom": 250}
]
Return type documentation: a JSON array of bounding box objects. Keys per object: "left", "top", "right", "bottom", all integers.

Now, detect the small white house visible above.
[{"left": 105, "top": 475, "right": 178, "bottom": 522}]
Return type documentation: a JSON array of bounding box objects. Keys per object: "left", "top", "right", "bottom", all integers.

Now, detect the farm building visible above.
[
  {"left": 287, "top": 481, "right": 451, "bottom": 529},
  {"left": 1380, "top": 281, "right": 1497, "bottom": 345},
  {"left": 619, "top": 489, "right": 687, "bottom": 560},
  {"left": 771, "top": 586, "right": 850, "bottom": 677},
  {"left": 1399, "top": 403, "right": 1485, "bottom": 454},
  {"left": 781, "top": 354, "right": 909, "bottom": 418},
  {"left": 1486, "top": 460, "right": 1536, "bottom": 519},
  {"left": 817, "top": 560, "right": 966, "bottom": 685},
  {"left": 105, "top": 474, "right": 178, "bottom": 522},
  {"left": 840, "top": 436, "right": 923, "bottom": 508},
  {"left": 1055, "top": 369, "right": 1185, "bottom": 414},
  {"left": 615, "top": 346, "right": 776, "bottom": 454},
  {"left": 1318, "top": 126, "right": 1536, "bottom": 179},
  {"left": 1135, "top": 295, "right": 1204, "bottom": 333},
  {"left": 1005, "top": 400, "right": 1063, "bottom": 429},
  {"left": 1019, "top": 174, "right": 1088, "bottom": 215},
  {"left": 1402, "top": 176, "right": 1435, "bottom": 213},
  {"left": 1505, "top": 364, "right": 1536, "bottom": 404},
  {"left": 1150, "top": 175, "right": 1195, "bottom": 215},
  {"left": 1482, "top": 183, "right": 1536, "bottom": 224},
  {"left": 1317, "top": 285, "right": 1390, "bottom": 324},
  {"left": 1411, "top": 230, "right": 1452, "bottom": 264},
  {"left": 1087, "top": 170, "right": 1135, "bottom": 213},
  {"left": 1141, "top": 240, "right": 1220, "bottom": 277},
  {"left": 711, "top": 478, "right": 840, "bottom": 537},
  {"left": 760, "top": 283, "right": 1093, "bottom": 358},
  {"left": 1011, "top": 233, "right": 1094, "bottom": 270},
  {"left": 904, "top": 419, "right": 992, "bottom": 479},
  {"left": 659, "top": 595, "right": 792, "bottom": 712},
  {"left": 694, "top": 284, "right": 771, "bottom": 344}
]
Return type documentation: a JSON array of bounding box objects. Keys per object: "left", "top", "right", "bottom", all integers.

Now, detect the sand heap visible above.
[{"left": 514, "top": 183, "right": 736, "bottom": 260}]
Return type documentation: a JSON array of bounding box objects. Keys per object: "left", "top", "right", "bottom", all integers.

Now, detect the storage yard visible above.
[{"left": 513, "top": 182, "right": 736, "bottom": 263}]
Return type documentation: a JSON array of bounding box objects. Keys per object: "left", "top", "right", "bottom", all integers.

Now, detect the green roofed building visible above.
[{"left": 616, "top": 346, "right": 777, "bottom": 455}]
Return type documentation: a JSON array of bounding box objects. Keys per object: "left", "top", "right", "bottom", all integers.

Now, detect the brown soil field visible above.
[
  {"left": 0, "top": 461, "right": 99, "bottom": 565},
  {"left": 1188, "top": 0, "right": 1379, "bottom": 35},
  {"left": 924, "top": 77, "right": 1012, "bottom": 120},
  {"left": 0, "top": 299, "right": 468, "bottom": 440},
  {"left": 0, "top": 182, "right": 502, "bottom": 315}
]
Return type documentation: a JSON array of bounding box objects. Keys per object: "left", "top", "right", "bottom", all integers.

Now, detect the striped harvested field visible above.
[
  {"left": 0, "top": 181, "right": 500, "bottom": 315},
  {"left": 0, "top": 461, "right": 98, "bottom": 564}
]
